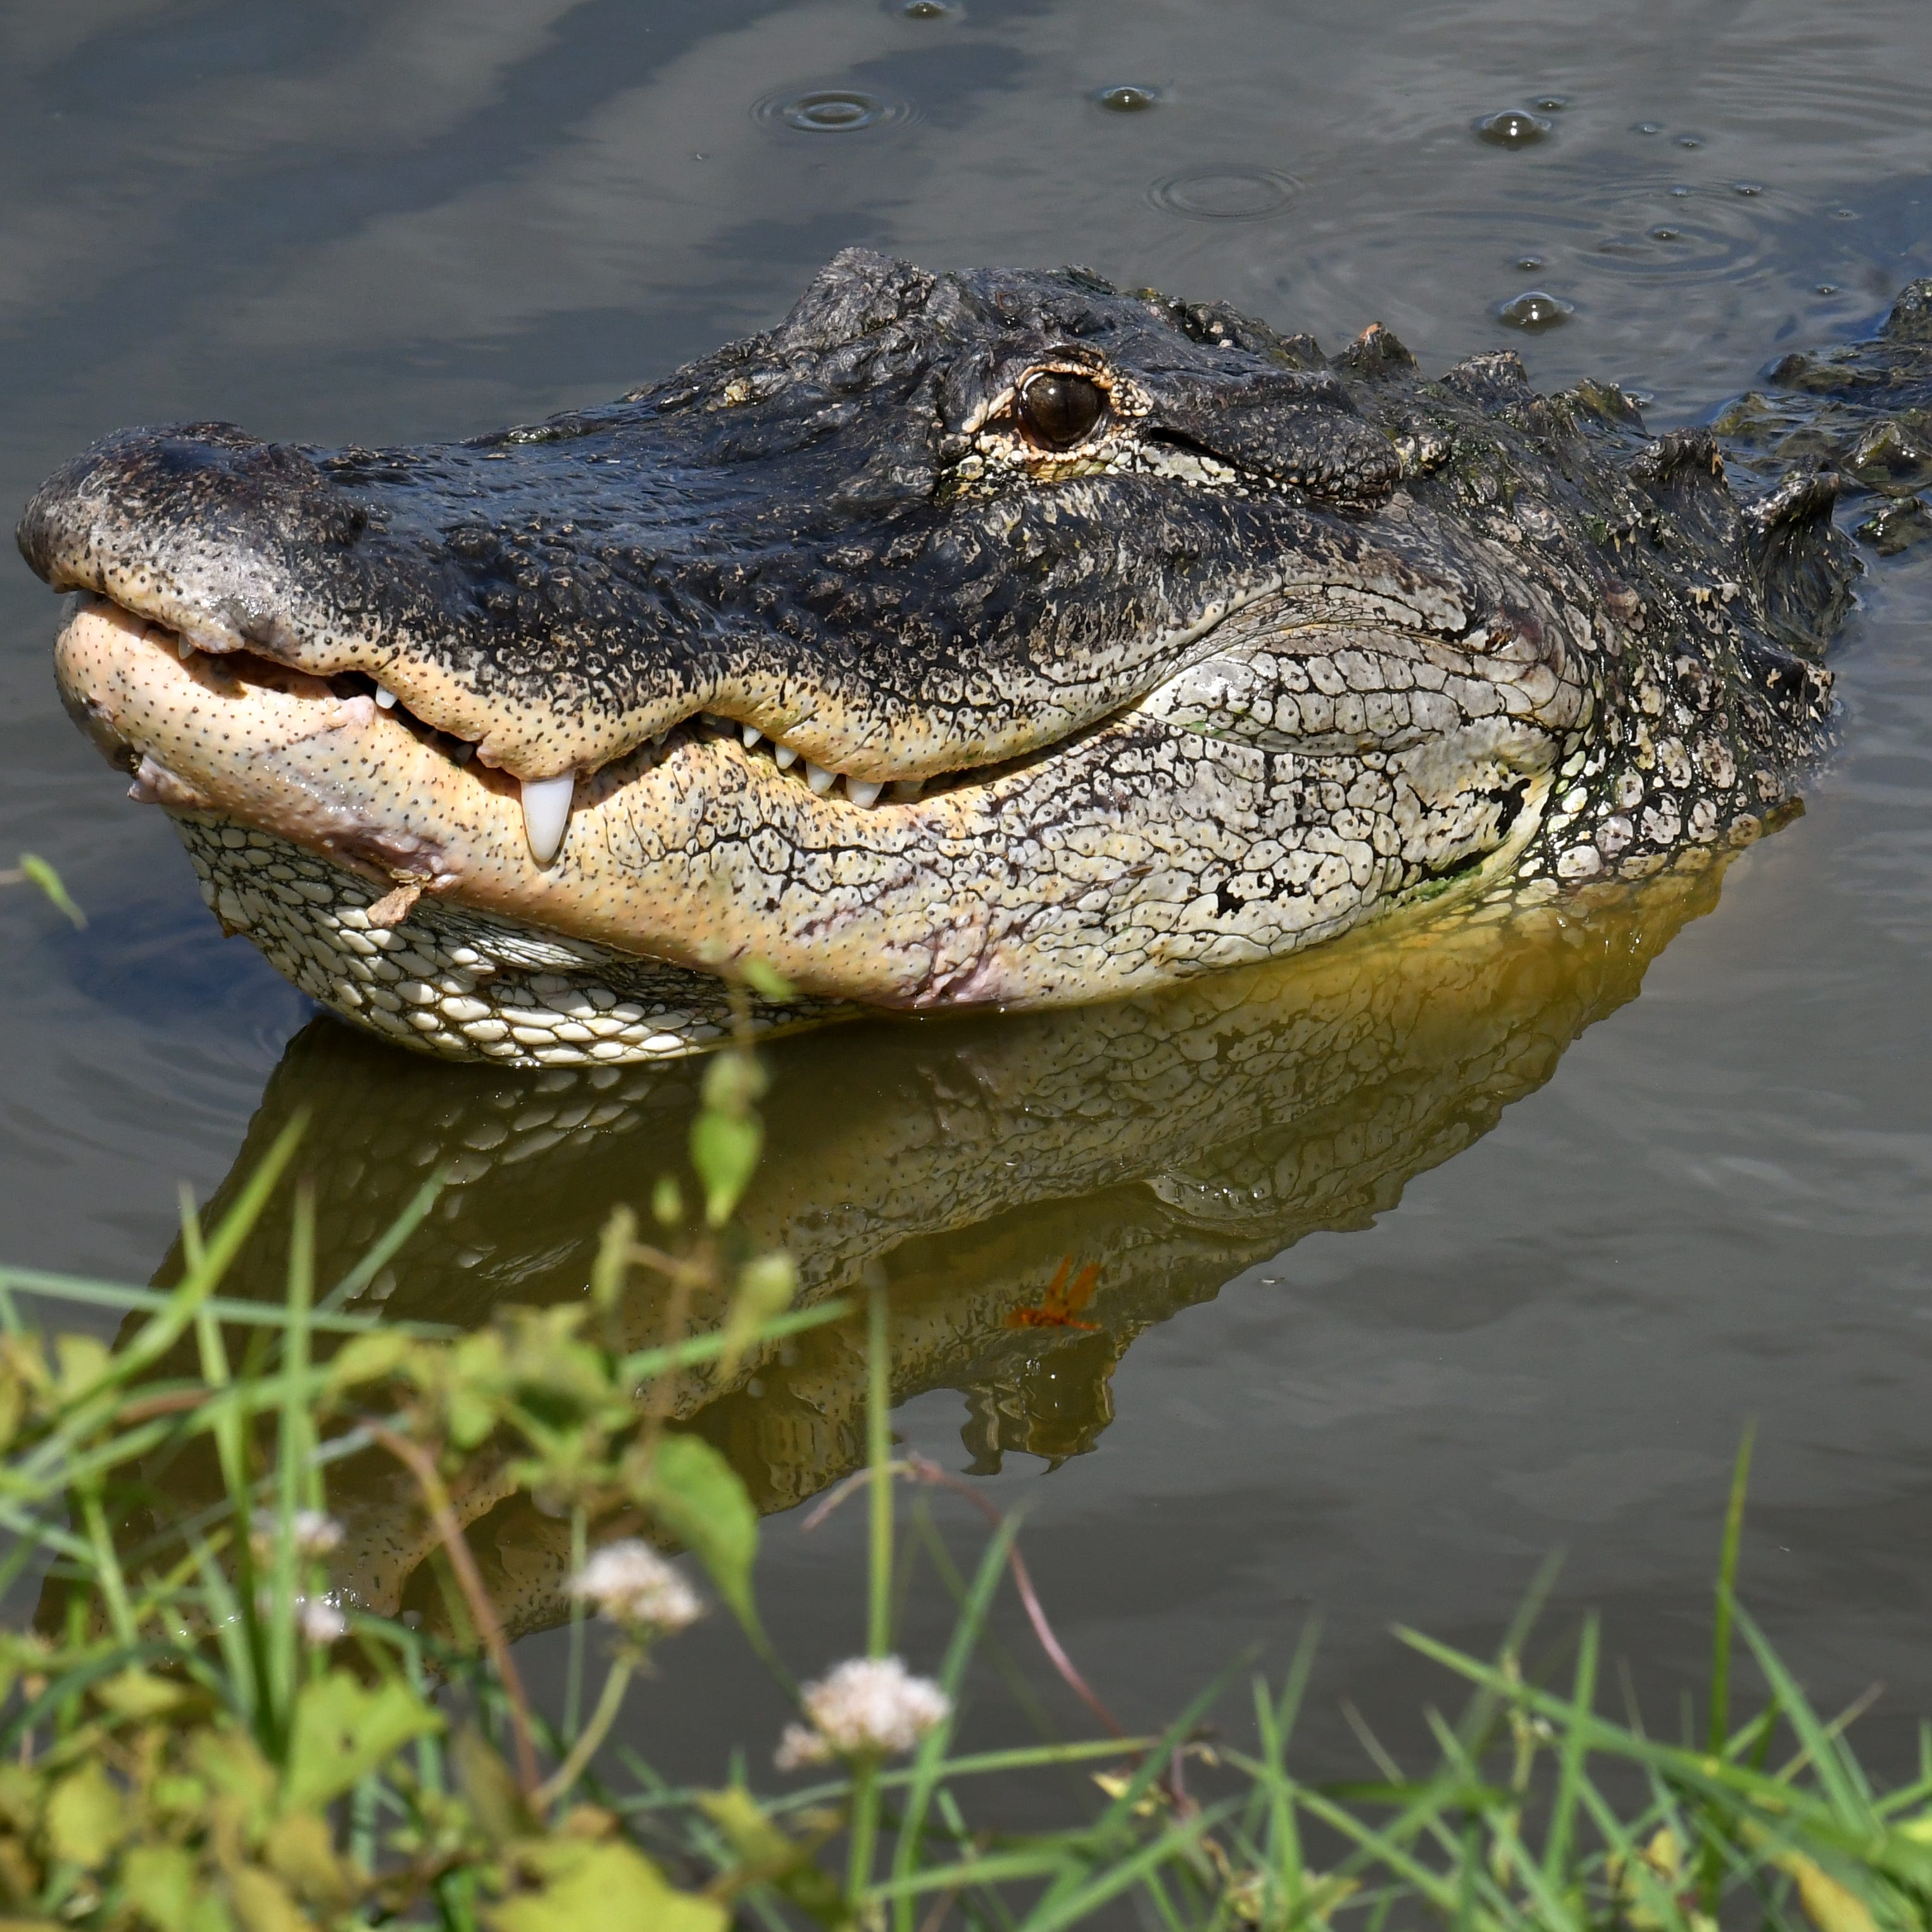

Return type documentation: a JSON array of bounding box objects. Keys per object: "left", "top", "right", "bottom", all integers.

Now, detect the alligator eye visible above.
[{"left": 1015, "top": 372, "right": 1106, "bottom": 449}]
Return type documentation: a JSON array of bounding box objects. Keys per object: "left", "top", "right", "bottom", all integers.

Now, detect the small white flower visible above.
[
  {"left": 297, "top": 1597, "right": 348, "bottom": 1645},
  {"left": 774, "top": 1721, "right": 832, "bottom": 1771},
  {"left": 568, "top": 1540, "right": 703, "bottom": 1634},
  {"left": 774, "top": 1657, "right": 951, "bottom": 1769},
  {"left": 250, "top": 1509, "right": 344, "bottom": 1562}
]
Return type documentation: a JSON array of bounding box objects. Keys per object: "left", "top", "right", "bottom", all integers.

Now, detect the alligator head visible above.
[{"left": 20, "top": 251, "right": 1900, "bottom": 1067}]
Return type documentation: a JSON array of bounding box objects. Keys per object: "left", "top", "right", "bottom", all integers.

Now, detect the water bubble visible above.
[
  {"left": 894, "top": 0, "right": 957, "bottom": 15},
  {"left": 1676, "top": 134, "right": 1705, "bottom": 149},
  {"left": 1817, "top": 283, "right": 1841, "bottom": 295},
  {"left": 1496, "top": 289, "right": 1574, "bottom": 331},
  {"left": 1632, "top": 120, "right": 1664, "bottom": 135},
  {"left": 1832, "top": 208, "right": 1858, "bottom": 220},
  {"left": 1669, "top": 184, "right": 1691, "bottom": 198},
  {"left": 1475, "top": 110, "right": 1552, "bottom": 148},
  {"left": 1148, "top": 166, "right": 1298, "bottom": 220},
  {"left": 1732, "top": 182, "right": 1762, "bottom": 196},
  {"left": 1531, "top": 94, "right": 1571, "bottom": 111},
  {"left": 753, "top": 87, "right": 912, "bottom": 133},
  {"left": 1515, "top": 255, "right": 1545, "bottom": 271},
  {"left": 1094, "top": 84, "right": 1160, "bottom": 112},
  {"left": 1649, "top": 225, "right": 1682, "bottom": 241}
]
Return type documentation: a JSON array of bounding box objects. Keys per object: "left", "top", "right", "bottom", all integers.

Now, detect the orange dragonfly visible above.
[{"left": 1006, "top": 1255, "right": 1101, "bottom": 1331}]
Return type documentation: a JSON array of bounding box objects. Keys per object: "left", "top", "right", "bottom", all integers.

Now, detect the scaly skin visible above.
[{"left": 20, "top": 257, "right": 1927, "bottom": 1063}]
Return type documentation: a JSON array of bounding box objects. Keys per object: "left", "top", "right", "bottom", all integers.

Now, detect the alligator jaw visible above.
[
  {"left": 56, "top": 586, "right": 1557, "bottom": 1060},
  {"left": 52, "top": 595, "right": 1077, "bottom": 1009}
]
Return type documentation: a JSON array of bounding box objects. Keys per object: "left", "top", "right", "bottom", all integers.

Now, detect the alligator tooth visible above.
[
  {"left": 176, "top": 636, "right": 195, "bottom": 662},
  {"left": 845, "top": 777, "right": 884, "bottom": 807},
  {"left": 651, "top": 729, "right": 669, "bottom": 749},
  {"left": 805, "top": 761, "right": 837, "bottom": 796},
  {"left": 519, "top": 772, "right": 576, "bottom": 866},
  {"left": 375, "top": 686, "right": 399, "bottom": 711},
  {"left": 774, "top": 744, "right": 800, "bottom": 770},
  {"left": 741, "top": 723, "right": 763, "bottom": 748},
  {"left": 889, "top": 778, "right": 925, "bottom": 803}
]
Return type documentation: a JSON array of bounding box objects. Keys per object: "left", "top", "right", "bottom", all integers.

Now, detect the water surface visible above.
[{"left": 3, "top": 0, "right": 1930, "bottom": 1783}]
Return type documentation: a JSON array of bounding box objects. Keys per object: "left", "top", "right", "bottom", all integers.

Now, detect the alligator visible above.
[
  {"left": 116, "top": 858, "right": 1729, "bottom": 1640},
  {"left": 18, "top": 254, "right": 1932, "bottom": 1067}
]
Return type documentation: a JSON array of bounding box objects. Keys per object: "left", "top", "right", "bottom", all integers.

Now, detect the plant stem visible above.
[
  {"left": 1709, "top": 1422, "right": 1755, "bottom": 1755},
  {"left": 868, "top": 1279, "right": 891, "bottom": 1660},
  {"left": 564, "top": 1505, "right": 587, "bottom": 1740},
  {"left": 370, "top": 1423, "right": 541, "bottom": 1796},
  {"left": 849, "top": 1755, "right": 880, "bottom": 1904},
  {"left": 851, "top": 1278, "right": 893, "bottom": 1905},
  {"left": 534, "top": 1658, "right": 632, "bottom": 1810}
]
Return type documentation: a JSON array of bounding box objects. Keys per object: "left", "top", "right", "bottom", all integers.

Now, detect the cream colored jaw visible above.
[{"left": 51, "top": 600, "right": 1017, "bottom": 1006}]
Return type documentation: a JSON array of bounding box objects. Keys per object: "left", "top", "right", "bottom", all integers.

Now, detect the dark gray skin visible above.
[{"left": 16, "top": 256, "right": 1927, "bottom": 1062}]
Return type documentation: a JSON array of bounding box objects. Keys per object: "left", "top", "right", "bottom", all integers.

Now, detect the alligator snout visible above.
[{"left": 20, "top": 423, "right": 369, "bottom": 656}]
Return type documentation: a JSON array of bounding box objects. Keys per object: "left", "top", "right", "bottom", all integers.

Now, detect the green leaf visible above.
[
  {"left": 699, "top": 1050, "right": 767, "bottom": 1114},
  {"left": 96, "top": 1667, "right": 195, "bottom": 1722},
  {"left": 1775, "top": 1851, "right": 1880, "bottom": 1932},
  {"left": 651, "top": 1174, "right": 683, "bottom": 1229},
  {"left": 45, "top": 1760, "right": 123, "bottom": 1869},
  {"left": 636, "top": 1433, "right": 758, "bottom": 1624},
  {"left": 717, "top": 1252, "right": 796, "bottom": 1378},
  {"left": 451, "top": 1724, "right": 533, "bottom": 1845},
  {"left": 322, "top": 1327, "right": 415, "bottom": 1392},
  {"left": 120, "top": 1843, "right": 202, "bottom": 1932},
  {"left": 223, "top": 1864, "right": 308, "bottom": 1932},
  {"left": 188, "top": 1729, "right": 277, "bottom": 1836},
  {"left": 16, "top": 854, "right": 84, "bottom": 930},
  {"left": 282, "top": 1671, "right": 443, "bottom": 1814},
  {"left": 737, "top": 957, "right": 795, "bottom": 1002},
  {"left": 690, "top": 1111, "right": 762, "bottom": 1229},
  {"left": 262, "top": 1809, "right": 355, "bottom": 1910},
  {"left": 487, "top": 1840, "right": 726, "bottom": 1932},
  {"left": 697, "top": 1785, "right": 844, "bottom": 1919},
  {"left": 52, "top": 1334, "right": 111, "bottom": 1407}
]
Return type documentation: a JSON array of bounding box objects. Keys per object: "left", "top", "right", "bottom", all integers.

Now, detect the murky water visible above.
[{"left": 3, "top": 0, "right": 1930, "bottom": 1784}]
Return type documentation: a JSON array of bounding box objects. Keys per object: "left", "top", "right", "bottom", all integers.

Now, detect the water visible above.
[{"left": 3, "top": 0, "right": 1930, "bottom": 1786}]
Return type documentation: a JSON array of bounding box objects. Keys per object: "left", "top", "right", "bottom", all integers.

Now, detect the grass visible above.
[{"left": 0, "top": 1036, "right": 1924, "bottom": 1928}]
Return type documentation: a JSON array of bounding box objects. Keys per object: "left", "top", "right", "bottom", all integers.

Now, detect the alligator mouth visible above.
[
  {"left": 55, "top": 589, "right": 1198, "bottom": 1013},
  {"left": 61, "top": 584, "right": 1058, "bottom": 863}
]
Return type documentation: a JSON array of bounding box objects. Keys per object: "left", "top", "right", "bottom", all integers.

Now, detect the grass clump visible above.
[{"left": 0, "top": 1035, "right": 1925, "bottom": 1928}]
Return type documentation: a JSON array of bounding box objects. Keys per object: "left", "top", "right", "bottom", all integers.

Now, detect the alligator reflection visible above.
[{"left": 152, "top": 861, "right": 1732, "bottom": 1640}]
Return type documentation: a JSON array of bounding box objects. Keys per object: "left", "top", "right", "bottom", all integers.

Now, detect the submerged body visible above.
[{"left": 20, "top": 256, "right": 1929, "bottom": 1064}]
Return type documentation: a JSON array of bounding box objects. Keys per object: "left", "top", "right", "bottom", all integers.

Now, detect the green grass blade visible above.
[
  {"left": 1541, "top": 1614, "right": 1598, "bottom": 1888},
  {"left": 1733, "top": 1607, "right": 1869, "bottom": 1827},
  {"left": 1709, "top": 1424, "right": 1754, "bottom": 1757},
  {"left": 16, "top": 853, "right": 85, "bottom": 928},
  {"left": 893, "top": 1514, "right": 1022, "bottom": 1930},
  {"left": 317, "top": 1167, "right": 446, "bottom": 1315}
]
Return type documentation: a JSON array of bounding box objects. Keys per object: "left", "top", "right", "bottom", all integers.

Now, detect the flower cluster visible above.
[
  {"left": 249, "top": 1509, "right": 344, "bottom": 1562},
  {"left": 775, "top": 1656, "right": 951, "bottom": 1769},
  {"left": 296, "top": 1597, "right": 348, "bottom": 1646},
  {"left": 568, "top": 1540, "right": 703, "bottom": 1634}
]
